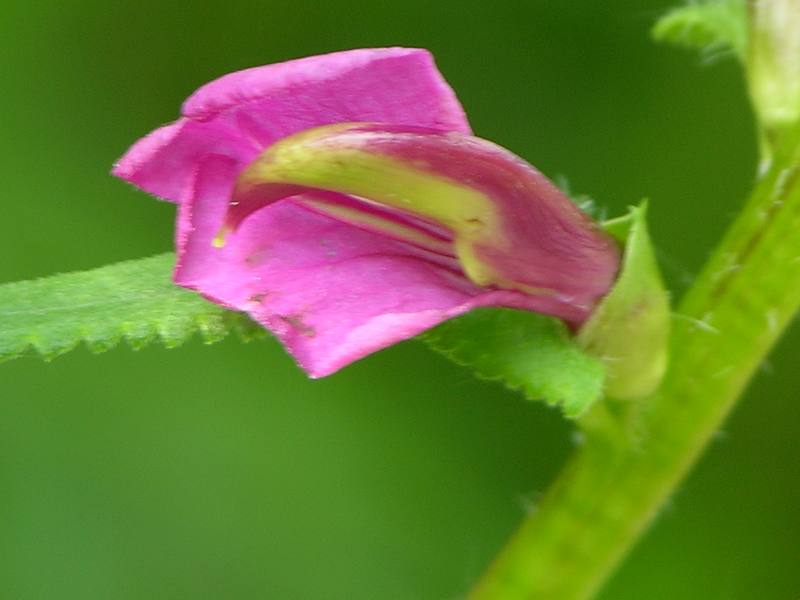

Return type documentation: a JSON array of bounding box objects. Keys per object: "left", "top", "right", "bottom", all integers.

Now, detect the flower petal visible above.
[
  {"left": 175, "top": 155, "right": 584, "bottom": 376},
  {"left": 224, "top": 123, "right": 620, "bottom": 323},
  {"left": 182, "top": 47, "right": 468, "bottom": 131},
  {"left": 115, "top": 49, "right": 614, "bottom": 377},
  {"left": 112, "top": 117, "right": 254, "bottom": 202},
  {"left": 113, "top": 48, "right": 469, "bottom": 203}
]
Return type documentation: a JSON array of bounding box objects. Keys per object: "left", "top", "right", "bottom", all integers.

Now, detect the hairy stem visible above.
[{"left": 467, "top": 105, "right": 800, "bottom": 600}]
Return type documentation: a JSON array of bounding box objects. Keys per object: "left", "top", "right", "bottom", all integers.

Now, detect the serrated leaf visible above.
[
  {"left": 2, "top": 254, "right": 606, "bottom": 417},
  {"left": 653, "top": 0, "right": 747, "bottom": 60},
  {"left": 422, "top": 308, "right": 605, "bottom": 418},
  {"left": 0, "top": 253, "right": 262, "bottom": 362}
]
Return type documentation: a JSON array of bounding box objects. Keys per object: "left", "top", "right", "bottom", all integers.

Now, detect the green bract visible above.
[{"left": 578, "top": 204, "right": 670, "bottom": 400}]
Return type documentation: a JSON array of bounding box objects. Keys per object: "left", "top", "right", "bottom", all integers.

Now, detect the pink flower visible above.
[{"left": 114, "top": 48, "right": 619, "bottom": 377}]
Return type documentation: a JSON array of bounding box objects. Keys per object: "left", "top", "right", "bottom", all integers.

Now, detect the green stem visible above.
[{"left": 467, "top": 123, "right": 800, "bottom": 599}]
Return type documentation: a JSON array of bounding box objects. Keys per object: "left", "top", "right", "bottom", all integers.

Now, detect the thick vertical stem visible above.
[{"left": 468, "top": 121, "right": 800, "bottom": 600}]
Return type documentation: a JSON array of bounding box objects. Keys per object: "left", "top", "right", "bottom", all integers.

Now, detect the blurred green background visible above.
[{"left": 1, "top": 1, "right": 797, "bottom": 598}]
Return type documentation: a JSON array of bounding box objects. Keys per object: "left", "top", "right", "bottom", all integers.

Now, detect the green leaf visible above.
[
  {"left": 2, "top": 253, "right": 606, "bottom": 417},
  {"left": 422, "top": 308, "right": 606, "bottom": 418},
  {"left": 0, "top": 253, "right": 262, "bottom": 362},
  {"left": 652, "top": 0, "right": 747, "bottom": 60}
]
